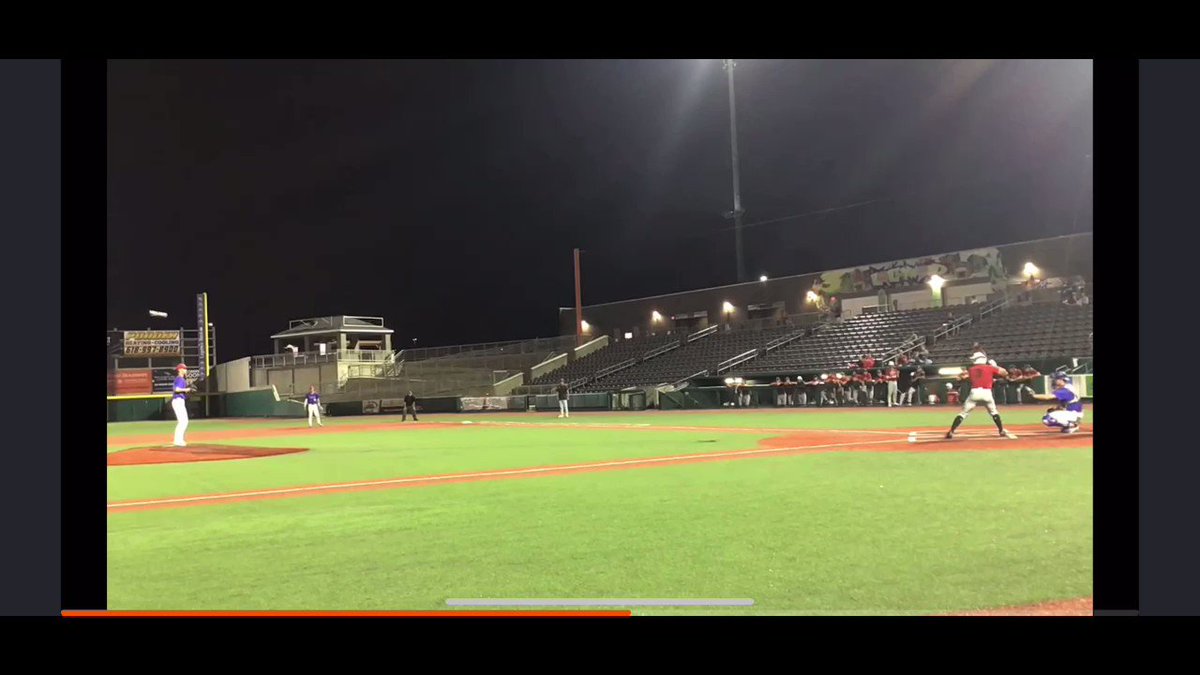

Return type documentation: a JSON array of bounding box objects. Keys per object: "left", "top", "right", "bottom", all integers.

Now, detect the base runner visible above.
[
  {"left": 306, "top": 385, "right": 324, "bottom": 427},
  {"left": 945, "top": 352, "right": 1018, "bottom": 440},
  {"left": 171, "top": 363, "right": 195, "bottom": 447}
]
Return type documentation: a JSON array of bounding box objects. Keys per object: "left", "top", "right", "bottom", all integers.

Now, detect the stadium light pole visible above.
[
  {"left": 574, "top": 248, "right": 584, "bottom": 347},
  {"left": 723, "top": 59, "right": 747, "bottom": 284}
]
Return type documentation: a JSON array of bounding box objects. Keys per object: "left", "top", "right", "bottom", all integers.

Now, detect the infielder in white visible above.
[
  {"left": 171, "top": 363, "right": 195, "bottom": 447},
  {"left": 556, "top": 380, "right": 570, "bottom": 418}
]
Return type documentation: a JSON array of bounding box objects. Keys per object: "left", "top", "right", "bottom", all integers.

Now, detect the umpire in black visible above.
[{"left": 402, "top": 390, "right": 419, "bottom": 421}]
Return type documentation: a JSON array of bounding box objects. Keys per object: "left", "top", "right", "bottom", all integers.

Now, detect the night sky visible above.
[{"left": 107, "top": 59, "right": 1093, "bottom": 361}]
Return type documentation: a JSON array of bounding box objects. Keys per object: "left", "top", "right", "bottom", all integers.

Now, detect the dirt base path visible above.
[
  {"left": 108, "top": 427, "right": 1091, "bottom": 513},
  {"left": 945, "top": 597, "right": 1093, "bottom": 616}
]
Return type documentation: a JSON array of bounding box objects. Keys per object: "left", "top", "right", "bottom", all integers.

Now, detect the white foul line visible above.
[
  {"left": 109, "top": 431, "right": 1089, "bottom": 511},
  {"left": 108, "top": 437, "right": 904, "bottom": 509}
]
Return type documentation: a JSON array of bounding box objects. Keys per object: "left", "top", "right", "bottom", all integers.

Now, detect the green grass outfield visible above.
[{"left": 106, "top": 407, "right": 1093, "bottom": 614}]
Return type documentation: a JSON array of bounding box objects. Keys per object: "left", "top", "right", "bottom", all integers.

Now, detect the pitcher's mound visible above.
[{"left": 108, "top": 445, "right": 307, "bottom": 466}]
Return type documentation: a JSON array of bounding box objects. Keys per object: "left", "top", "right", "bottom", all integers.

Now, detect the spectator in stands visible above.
[{"left": 1079, "top": 291, "right": 1090, "bottom": 305}]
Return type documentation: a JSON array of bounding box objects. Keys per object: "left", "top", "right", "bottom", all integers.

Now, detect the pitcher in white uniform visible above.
[{"left": 171, "top": 363, "right": 195, "bottom": 447}]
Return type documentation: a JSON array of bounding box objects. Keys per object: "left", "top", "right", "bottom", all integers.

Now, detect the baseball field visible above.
[{"left": 105, "top": 406, "right": 1093, "bottom": 615}]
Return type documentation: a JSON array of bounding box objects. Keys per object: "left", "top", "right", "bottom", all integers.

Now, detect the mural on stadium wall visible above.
[{"left": 810, "top": 247, "right": 1007, "bottom": 297}]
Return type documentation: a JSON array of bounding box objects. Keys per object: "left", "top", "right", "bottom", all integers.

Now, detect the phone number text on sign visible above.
[{"left": 123, "top": 331, "right": 182, "bottom": 357}]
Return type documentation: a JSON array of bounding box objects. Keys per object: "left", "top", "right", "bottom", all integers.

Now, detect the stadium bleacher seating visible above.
[
  {"left": 740, "top": 307, "right": 953, "bottom": 374},
  {"left": 579, "top": 326, "right": 799, "bottom": 391},
  {"left": 531, "top": 332, "right": 680, "bottom": 386},
  {"left": 926, "top": 302, "right": 1093, "bottom": 365}
]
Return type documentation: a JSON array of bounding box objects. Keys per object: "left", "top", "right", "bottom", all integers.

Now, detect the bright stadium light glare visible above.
[
  {"left": 759, "top": 275, "right": 768, "bottom": 282},
  {"left": 927, "top": 275, "right": 946, "bottom": 291},
  {"left": 937, "top": 367, "right": 964, "bottom": 377},
  {"left": 805, "top": 291, "right": 820, "bottom": 303},
  {"left": 1023, "top": 262, "right": 1039, "bottom": 277},
  {"left": 722, "top": 301, "right": 735, "bottom": 314},
  {"left": 580, "top": 320, "right": 591, "bottom": 333},
  {"left": 624, "top": 332, "right": 633, "bottom": 340},
  {"left": 651, "top": 310, "right": 663, "bottom": 323},
  {"left": 148, "top": 310, "right": 168, "bottom": 318}
]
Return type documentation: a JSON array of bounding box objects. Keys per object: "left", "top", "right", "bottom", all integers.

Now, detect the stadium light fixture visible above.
[
  {"left": 148, "top": 310, "right": 168, "bottom": 318},
  {"left": 759, "top": 275, "right": 768, "bottom": 282},
  {"left": 580, "top": 320, "right": 591, "bottom": 333},
  {"left": 1023, "top": 262, "right": 1039, "bottom": 278},
  {"left": 927, "top": 275, "right": 946, "bottom": 291},
  {"left": 805, "top": 290, "right": 820, "bottom": 304},
  {"left": 651, "top": 310, "right": 663, "bottom": 323},
  {"left": 722, "top": 301, "right": 735, "bottom": 314}
]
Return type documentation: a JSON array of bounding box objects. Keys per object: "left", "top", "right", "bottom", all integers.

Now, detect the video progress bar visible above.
[{"left": 447, "top": 599, "right": 754, "bottom": 607}]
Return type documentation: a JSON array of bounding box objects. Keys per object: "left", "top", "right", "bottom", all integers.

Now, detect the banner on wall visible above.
[
  {"left": 812, "top": 247, "right": 1007, "bottom": 298},
  {"left": 362, "top": 399, "right": 381, "bottom": 414},
  {"left": 151, "top": 368, "right": 201, "bottom": 393},
  {"left": 108, "top": 370, "right": 153, "bottom": 396},
  {"left": 123, "top": 330, "right": 182, "bottom": 357},
  {"left": 460, "top": 396, "right": 525, "bottom": 411}
]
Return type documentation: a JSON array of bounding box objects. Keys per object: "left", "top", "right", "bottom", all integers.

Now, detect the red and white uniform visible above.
[
  {"left": 961, "top": 363, "right": 1004, "bottom": 416},
  {"left": 884, "top": 366, "right": 900, "bottom": 407}
]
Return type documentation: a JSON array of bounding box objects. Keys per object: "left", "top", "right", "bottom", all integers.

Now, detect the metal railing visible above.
[
  {"left": 285, "top": 315, "right": 386, "bottom": 331},
  {"left": 642, "top": 341, "right": 680, "bottom": 360},
  {"left": 764, "top": 328, "right": 808, "bottom": 353},
  {"left": 930, "top": 315, "right": 975, "bottom": 342},
  {"left": 250, "top": 349, "right": 395, "bottom": 369},
  {"left": 672, "top": 369, "right": 709, "bottom": 388},
  {"left": 717, "top": 349, "right": 760, "bottom": 375},
  {"left": 687, "top": 325, "right": 719, "bottom": 342},
  {"left": 397, "top": 335, "right": 577, "bottom": 363},
  {"left": 595, "top": 358, "right": 639, "bottom": 379},
  {"left": 877, "top": 336, "right": 927, "bottom": 365}
]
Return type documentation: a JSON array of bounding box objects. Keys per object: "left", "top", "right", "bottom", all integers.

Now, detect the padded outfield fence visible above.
[{"left": 109, "top": 373, "right": 1091, "bottom": 422}]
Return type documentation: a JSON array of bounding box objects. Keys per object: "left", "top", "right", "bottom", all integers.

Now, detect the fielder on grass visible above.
[
  {"left": 306, "top": 385, "right": 324, "bottom": 428},
  {"left": 556, "top": 380, "right": 570, "bottom": 418},
  {"left": 945, "top": 352, "right": 1018, "bottom": 440}
]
